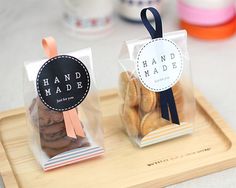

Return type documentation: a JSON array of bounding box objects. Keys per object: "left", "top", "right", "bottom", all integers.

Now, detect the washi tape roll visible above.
[
  {"left": 180, "top": 17, "right": 236, "bottom": 40},
  {"left": 118, "top": 0, "right": 162, "bottom": 23},
  {"left": 177, "top": 0, "right": 236, "bottom": 26},
  {"left": 63, "top": 0, "right": 113, "bottom": 35},
  {"left": 181, "top": 0, "right": 235, "bottom": 9}
]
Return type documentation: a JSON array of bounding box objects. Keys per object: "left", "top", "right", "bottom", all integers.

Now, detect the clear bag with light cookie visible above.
[
  {"left": 118, "top": 7, "right": 195, "bottom": 147},
  {"left": 23, "top": 37, "right": 104, "bottom": 171}
]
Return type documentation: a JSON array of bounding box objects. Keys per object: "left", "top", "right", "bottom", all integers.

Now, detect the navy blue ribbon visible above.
[{"left": 141, "top": 7, "right": 180, "bottom": 124}]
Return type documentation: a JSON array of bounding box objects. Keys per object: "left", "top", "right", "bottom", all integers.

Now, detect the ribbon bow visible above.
[
  {"left": 140, "top": 7, "right": 180, "bottom": 124},
  {"left": 42, "top": 37, "right": 85, "bottom": 138}
]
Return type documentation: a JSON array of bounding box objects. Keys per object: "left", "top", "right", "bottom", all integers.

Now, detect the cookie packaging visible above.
[
  {"left": 23, "top": 37, "right": 104, "bottom": 171},
  {"left": 118, "top": 8, "right": 195, "bottom": 147}
]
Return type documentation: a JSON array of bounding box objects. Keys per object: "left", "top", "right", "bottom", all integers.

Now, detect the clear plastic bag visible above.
[
  {"left": 23, "top": 47, "right": 104, "bottom": 171},
  {"left": 118, "top": 30, "right": 195, "bottom": 147}
]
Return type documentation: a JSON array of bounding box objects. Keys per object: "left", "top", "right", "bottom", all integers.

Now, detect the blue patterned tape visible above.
[{"left": 121, "top": 0, "right": 161, "bottom": 6}]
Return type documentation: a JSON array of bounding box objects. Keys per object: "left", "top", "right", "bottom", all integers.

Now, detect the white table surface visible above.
[{"left": 1, "top": 0, "right": 236, "bottom": 187}]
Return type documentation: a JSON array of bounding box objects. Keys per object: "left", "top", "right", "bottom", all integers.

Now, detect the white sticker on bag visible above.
[{"left": 136, "top": 38, "right": 183, "bottom": 92}]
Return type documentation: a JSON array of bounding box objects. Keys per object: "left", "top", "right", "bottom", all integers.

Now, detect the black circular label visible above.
[{"left": 36, "top": 55, "right": 90, "bottom": 111}]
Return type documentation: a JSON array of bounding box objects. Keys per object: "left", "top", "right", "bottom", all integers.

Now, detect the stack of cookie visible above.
[
  {"left": 119, "top": 71, "right": 184, "bottom": 138},
  {"left": 29, "top": 98, "right": 90, "bottom": 158}
]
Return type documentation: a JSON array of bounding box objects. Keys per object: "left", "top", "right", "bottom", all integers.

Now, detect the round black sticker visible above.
[{"left": 36, "top": 55, "right": 90, "bottom": 111}]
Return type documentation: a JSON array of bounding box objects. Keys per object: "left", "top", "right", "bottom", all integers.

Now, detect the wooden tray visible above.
[{"left": 1, "top": 90, "right": 236, "bottom": 188}]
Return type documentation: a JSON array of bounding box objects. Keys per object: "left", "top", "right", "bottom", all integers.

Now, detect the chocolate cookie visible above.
[
  {"left": 41, "top": 129, "right": 67, "bottom": 141},
  {"left": 70, "top": 136, "right": 90, "bottom": 148},
  {"left": 30, "top": 98, "right": 64, "bottom": 127},
  {"left": 39, "top": 122, "right": 65, "bottom": 135},
  {"left": 42, "top": 136, "right": 90, "bottom": 157},
  {"left": 40, "top": 136, "right": 72, "bottom": 149},
  {"left": 29, "top": 97, "right": 91, "bottom": 158},
  {"left": 38, "top": 110, "right": 64, "bottom": 127}
]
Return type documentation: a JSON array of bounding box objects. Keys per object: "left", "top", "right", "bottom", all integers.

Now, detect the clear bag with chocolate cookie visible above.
[
  {"left": 118, "top": 8, "right": 195, "bottom": 147},
  {"left": 23, "top": 37, "right": 104, "bottom": 171}
]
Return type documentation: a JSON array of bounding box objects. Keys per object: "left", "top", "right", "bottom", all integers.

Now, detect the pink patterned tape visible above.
[
  {"left": 177, "top": 0, "right": 236, "bottom": 26},
  {"left": 63, "top": 12, "right": 112, "bottom": 30}
]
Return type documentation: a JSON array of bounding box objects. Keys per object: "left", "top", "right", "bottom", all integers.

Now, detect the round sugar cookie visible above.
[
  {"left": 140, "top": 83, "right": 156, "bottom": 113},
  {"left": 119, "top": 71, "right": 132, "bottom": 99},
  {"left": 122, "top": 106, "right": 140, "bottom": 136},
  {"left": 140, "top": 111, "right": 168, "bottom": 136},
  {"left": 126, "top": 78, "right": 139, "bottom": 107}
]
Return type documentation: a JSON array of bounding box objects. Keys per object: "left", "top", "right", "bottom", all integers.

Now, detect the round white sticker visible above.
[{"left": 136, "top": 38, "right": 183, "bottom": 92}]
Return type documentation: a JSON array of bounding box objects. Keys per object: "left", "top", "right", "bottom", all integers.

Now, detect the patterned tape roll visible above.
[
  {"left": 180, "top": 17, "right": 236, "bottom": 40},
  {"left": 177, "top": 0, "right": 236, "bottom": 26},
  {"left": 63, "top": 0, "right": 113, "bottom": 33},
  {"left": 118, "top": 0, "right": 162, "bottom": 22},
  {"left": 181, "top": 0, "right": 235, "bottom": 9},
  {"left": 120, "top": 0, "right": 161, "bottom": 5}
]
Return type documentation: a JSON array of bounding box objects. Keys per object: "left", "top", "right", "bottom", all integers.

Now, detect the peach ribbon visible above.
[{"left": 42, "top": 37, "right": 85, "bottom": 139}]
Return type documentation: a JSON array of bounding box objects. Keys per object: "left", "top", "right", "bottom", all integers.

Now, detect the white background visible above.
[{"left": 1, "top": 0, "right": 236, "bottom": 187}]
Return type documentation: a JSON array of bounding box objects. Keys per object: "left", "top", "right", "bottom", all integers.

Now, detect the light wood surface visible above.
[
  {"left": 1, "top": 89, "right": 236, "bottom": 188},
  {"left": 0, "top": 141, "right": 18, "bottom": 188}
]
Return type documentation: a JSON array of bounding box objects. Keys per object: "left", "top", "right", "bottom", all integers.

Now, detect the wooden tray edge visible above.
[
  {"left": 1, "top": 89, "right": 236, "bottom": 188},
  {"left": 194, "top": 89, "right": 236, "bottom": 148}
]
